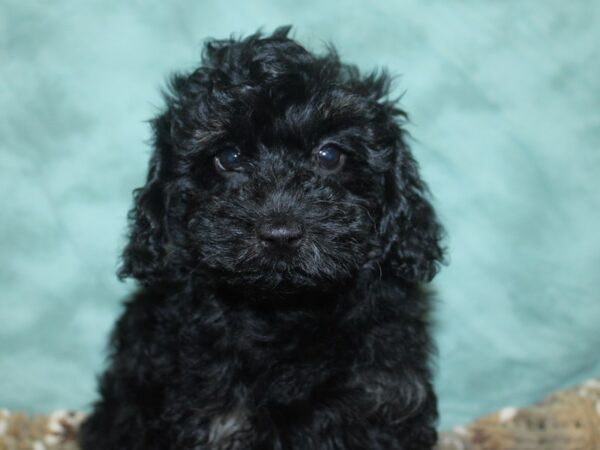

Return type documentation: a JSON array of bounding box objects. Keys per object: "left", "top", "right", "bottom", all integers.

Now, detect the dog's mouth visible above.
[
  {"left": 192, "top": 205, "right": 374, "bottom": 289},
  {"left": 216, "top": 235, "right": 366, "bottom": 291}
]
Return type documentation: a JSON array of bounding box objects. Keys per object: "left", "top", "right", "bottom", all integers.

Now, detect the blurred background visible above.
[{"left": 1, "top": 0, "right": 599, "bottom": 430}]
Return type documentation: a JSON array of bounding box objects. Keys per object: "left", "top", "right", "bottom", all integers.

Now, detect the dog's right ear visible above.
[
  {"left": 118, "top": 111, "right": 173, "bottom": 285},
  {"left": 379, "top": 131, "right": 445, "bottom": 284}
]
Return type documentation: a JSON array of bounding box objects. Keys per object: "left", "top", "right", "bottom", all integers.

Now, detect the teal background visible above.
[{"left": 1, "top": 0, "right": 599, "bottom": 430}]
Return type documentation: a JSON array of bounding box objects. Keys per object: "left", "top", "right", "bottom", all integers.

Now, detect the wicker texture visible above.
[{"left": 437, "top": 378, "right": 600, "bottom": 450}]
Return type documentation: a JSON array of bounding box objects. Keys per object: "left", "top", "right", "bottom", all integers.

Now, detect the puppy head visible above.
[{"left": 119, "top": 27, "right": 444, "bottom": 290}]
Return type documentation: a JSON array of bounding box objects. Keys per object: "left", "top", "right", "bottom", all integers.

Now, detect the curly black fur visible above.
[{"left": 79, "top": 26, "right": 445, "bottom": 450}]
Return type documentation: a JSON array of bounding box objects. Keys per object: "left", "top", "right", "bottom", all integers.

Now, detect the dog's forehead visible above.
[{"left": 192, "top": 84, "right": 380, "bottom": 155}]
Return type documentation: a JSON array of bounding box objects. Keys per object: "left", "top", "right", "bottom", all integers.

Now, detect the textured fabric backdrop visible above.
[{"left": 1, "top": 0, "right": 599, "bottom": 430}]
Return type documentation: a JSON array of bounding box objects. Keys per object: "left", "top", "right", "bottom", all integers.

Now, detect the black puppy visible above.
[{"left": 80, "top": 27, "right": 444, "bottom": 450}]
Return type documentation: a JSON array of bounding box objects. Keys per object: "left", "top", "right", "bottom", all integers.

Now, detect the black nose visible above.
[{"left": 257, "top": 218, "right": 304, "bottom": 247}]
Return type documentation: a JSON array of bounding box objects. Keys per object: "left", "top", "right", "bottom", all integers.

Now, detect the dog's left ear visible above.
[
  {"left": 118, "top": 110, "right": 177, "bottom": 284},
  {"left": 379, "top": 131, "right": 445, "bottom": 283}
]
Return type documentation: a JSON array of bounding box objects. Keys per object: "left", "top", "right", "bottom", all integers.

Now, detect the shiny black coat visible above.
[{"left": 80, "top": 26, "right": 444, "bottom": 450}]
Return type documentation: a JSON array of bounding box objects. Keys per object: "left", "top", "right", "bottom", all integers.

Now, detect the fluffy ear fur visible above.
[
  {"left": 118, "top": 112, "right": 173, "bottom": 284},
  {"left": 379, "top": 132, "right": 445, "bottom": 283}
]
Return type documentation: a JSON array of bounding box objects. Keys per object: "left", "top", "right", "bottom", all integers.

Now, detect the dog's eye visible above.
[
  {"left": 214, "top": 147, "right": 243, "bottom": 174},
  {"left": 315, "top": 145, "right": 346, "bottom": 173}
]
